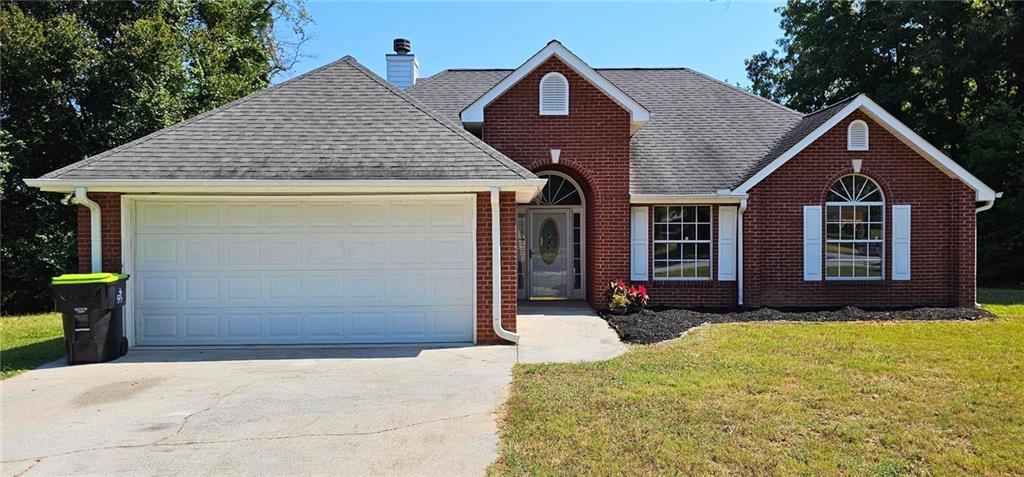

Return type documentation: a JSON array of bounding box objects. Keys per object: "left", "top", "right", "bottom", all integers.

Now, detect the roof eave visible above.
[{"left": 24, "top": 178, "right": 548, "bottom": 204}]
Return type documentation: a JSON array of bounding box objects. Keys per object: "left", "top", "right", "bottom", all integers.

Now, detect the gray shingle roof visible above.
[
  {"left": 409, "top": 68, "right": 826, "bottom": 194},
  {"left": 42, "top": 57, "right": 535, "bottom": 181},
  {"left": 739, "top": 95, "right": 857, "bottom": 184}
]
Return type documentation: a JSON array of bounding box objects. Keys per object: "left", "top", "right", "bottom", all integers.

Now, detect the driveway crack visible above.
[{"left": 1, "top": 412, "right": 492, "bottom": 467}]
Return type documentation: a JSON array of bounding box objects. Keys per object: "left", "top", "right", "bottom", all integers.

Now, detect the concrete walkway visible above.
[{"left": 1, "top": 303, "right": 623, "bottom": 477}]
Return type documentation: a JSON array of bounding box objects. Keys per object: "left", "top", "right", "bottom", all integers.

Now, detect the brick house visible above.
[{"left": 27, "top": 40, "right": 998, "bottom": 347}]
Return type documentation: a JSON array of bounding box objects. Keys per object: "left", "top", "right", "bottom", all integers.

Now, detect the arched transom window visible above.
[
  {"left": 532, "top": 173, "right": 582, "bottom": 205},
  {"left": 825, "top": 174, "right": 884, "bottom": 279}
]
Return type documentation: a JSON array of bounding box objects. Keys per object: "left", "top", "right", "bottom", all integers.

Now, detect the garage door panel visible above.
[
  {"left": 136, "top": 306, "right": 475, "bottom": 345},
  {"left": 134, "top": 196, "right": 475, "bottom": 346}
]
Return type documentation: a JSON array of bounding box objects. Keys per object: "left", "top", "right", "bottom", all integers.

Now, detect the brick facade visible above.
[
  {"left": 77, "top": 192, "right": 520, "bottom": 344},
  {"left": 476, "top": 191, "right": 519, "bottom": 344},
  {"left": 482, "top": 56, "right": 632, "bottom": 308},
  {"left": 743, "top": 111, "right": 977, "bottom": 308},
  {"left": 76, "top": 192, "right": 123, "bottom": 274}
]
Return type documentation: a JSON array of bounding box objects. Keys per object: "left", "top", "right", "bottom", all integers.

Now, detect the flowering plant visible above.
[{"left": 605, "top": 279, "right": 649, "bottom": 312}]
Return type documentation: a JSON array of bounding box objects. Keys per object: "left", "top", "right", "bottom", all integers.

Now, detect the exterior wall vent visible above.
[
  {"left": 539, "top": 72, "right": 569, "bottom": 115},
  {"left": 848, "top": 119, "right": 869, "bottom": 151}
]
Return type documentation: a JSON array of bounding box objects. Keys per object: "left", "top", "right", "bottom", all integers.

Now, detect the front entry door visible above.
[{"left": 529, "top": 209, "right": 571, "bottom": 298}]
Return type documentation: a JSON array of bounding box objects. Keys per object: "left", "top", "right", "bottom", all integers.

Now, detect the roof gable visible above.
[
  {"left": 33, "top": 56, "right": 537, "bottom": 185},
  {"left": 733, "top": 94, "right": 997, "bottom": 201},
  {"left": 459, "top": 41, "right": 650, "bottom": 135}
]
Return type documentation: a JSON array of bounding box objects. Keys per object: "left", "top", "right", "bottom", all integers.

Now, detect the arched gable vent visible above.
[
  {"left": 539, "top": 72, "right": 569, "bottom": 115},
  {"left": 847, "top": 119, "right": 869, "bottom": 151}
]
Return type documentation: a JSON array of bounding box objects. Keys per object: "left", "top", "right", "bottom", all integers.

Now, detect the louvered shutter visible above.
[
  {"left": 892, "top": 205, "right": 911, "bottom": 280},
  {"left": 630, "top": 207, "right": 649, "bottom": 281},
  {"left": 718, "top": 206, "right": 737, "bottom": 281},
  {"left": 803, "top": 206, "right": 822, "bottom": 281}
]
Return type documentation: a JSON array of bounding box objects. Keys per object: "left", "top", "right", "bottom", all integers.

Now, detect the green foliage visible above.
[
  {"left": 746, "top": 1, "right": 1024, "bottom": 287},
  {"left": 0, "top": 0, "right": 310, "bottom": 314},
  {"left": 0, "top": 312, "right": 63, "bottom": 379}
]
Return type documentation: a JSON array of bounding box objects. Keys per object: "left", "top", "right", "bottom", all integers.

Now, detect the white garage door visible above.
[{"left": 131, "top": 196, "right": 476, "bottom": 346}]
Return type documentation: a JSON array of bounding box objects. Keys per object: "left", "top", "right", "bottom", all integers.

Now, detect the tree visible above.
[
  {"left": 0, "top": 0, "right": 311, "bottom": 314},
  {"left": 747, "top": 0, "right": 1024, "bottom": 288}
]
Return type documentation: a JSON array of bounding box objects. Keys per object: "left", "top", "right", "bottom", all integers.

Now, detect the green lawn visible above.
[
  {"left": 0, "top": 312, "right": 64, "bottom": 379},
  {"left": 491, "top": 289, "right": 1024, "bottom": 476}
]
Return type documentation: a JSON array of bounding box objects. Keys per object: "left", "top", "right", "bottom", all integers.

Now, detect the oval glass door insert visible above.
[{"left": 539, "top": 218, "right": 560, "bottom": 264}]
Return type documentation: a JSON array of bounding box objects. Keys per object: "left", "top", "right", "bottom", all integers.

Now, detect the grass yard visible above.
[
  {"left": 490, "top": 289, "right": 1024, "bottom": 476},
  {"left": 0, "top": 312, "right": 64, "bottom": 379}
]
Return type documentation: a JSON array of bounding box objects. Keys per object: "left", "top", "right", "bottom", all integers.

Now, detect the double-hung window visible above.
[
  {"left": 825, "top": 174, "right": 884, "bottom": 279},
  {"left": 653, "top": 206, "right": 711, "bottom": 279}
]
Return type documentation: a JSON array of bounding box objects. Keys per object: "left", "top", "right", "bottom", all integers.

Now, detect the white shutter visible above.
[
  {"left": 630, "top": 206, "right": 649, "bottom": 281},
  {"left": 892, "top": 205, "right": 911, "bottom": 280},
  {"left": 803, "top": 205, "right": 822, "bottom": 281},
  {"left": 717, "top": 206, "right": 737, "bottom": 281}
]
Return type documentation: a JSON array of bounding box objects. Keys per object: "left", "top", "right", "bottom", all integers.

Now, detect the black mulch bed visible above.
[{"left": 601, "top": 306, "right": 994, "bottom": 345}]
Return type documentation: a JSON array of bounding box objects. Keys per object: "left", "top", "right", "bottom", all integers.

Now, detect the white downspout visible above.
[
  {"left": 737, "top": 198, "right": 748, "bottom": 307},
  {"left": 973, "top": 193, "right": 1000, "bottom": 307},
  {"left": 491, "top": 187, "right": 519, "bottom": 343},
  {"left": 71, "top": 187, "right": 102, "bottom": 273}
]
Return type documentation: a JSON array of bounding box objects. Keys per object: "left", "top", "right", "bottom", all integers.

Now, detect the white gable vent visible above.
[
  {"left": 848, "top": 119, "right": 869, "bottom": 151},
  {"left": 539, "top": 72, "right": 569, "bottom": 115}
]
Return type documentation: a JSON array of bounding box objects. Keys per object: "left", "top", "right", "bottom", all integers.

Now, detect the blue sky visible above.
[{"left": 286, "top": 1, "right": 786, "bottom": 87}]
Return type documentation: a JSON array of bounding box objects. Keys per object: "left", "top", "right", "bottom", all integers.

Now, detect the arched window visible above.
[
  {"left": 532, "top": 172, "right": 582, "bottom": 205},
  {"left": 847, "top": 119, "right": 869, "bottom": 151},
  {"left": 825, "top": 174, "right": 883, "bottom": 279},
  {"left": 539, "top": 72, "right": 569, "bottom": 115}
]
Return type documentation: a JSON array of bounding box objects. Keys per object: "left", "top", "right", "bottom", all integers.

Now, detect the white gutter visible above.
[
  {"left": 975, "top": 192, "right": 1002, "bottom": 213},
  {"left": 71, "top": 187, "right": 102, "bottom": 273},
  {"left": 737, "top": 198, "right": 748, "bottom": 307},
  {"left": 25, "top": 178, "right": 547, "bottom": 204},
  {"left": 630, "top": 193, "right": 748, "bottom": 205},
  {"left": 491, "top": 187, "right": 519, "bottom": 343}
]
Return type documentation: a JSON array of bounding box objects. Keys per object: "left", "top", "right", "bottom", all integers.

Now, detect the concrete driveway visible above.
[{"left": 1, "top": 303, "right": 623, "bottom": 476}]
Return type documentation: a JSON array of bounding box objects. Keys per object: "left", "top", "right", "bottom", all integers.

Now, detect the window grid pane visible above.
[
  {"left": 825, "top": 202, "right": 883, "bottom": 279},
  {"left": 652, "top": 206, "right": 711, "bottom": 280}
]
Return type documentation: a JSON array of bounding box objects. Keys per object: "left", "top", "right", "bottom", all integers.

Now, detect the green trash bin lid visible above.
[{"left": 51, "top": 272, "right": 128, "bottom": 285}]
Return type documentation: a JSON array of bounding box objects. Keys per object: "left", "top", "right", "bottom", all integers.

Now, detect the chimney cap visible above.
[{"left": 393, "top": 38, "right": 412, "bottom": 55}]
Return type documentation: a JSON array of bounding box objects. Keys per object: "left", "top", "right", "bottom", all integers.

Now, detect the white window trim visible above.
[
  {"left": 824, "top": 174, "right": 886, "bottom": 281},
  {"left": 539, "top": 72, "right": 569, "bottom": 116},
  {"left": 847, "top": 119, "right": 869, "bottom": 151},
  {"left": 651, "top": 205, "right": 713, "bottom": 281}
]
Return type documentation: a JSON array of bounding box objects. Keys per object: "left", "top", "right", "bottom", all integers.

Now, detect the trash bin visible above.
[{"left": 50, "top": 273, "right": 130, "bottom": 364}]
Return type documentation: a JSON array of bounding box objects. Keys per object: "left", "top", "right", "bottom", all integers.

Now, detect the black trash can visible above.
[{"left": 50, "top": 273, "right": 130, "bottom": 364}]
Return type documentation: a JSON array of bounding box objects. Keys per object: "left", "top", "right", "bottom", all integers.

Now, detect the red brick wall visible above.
[
  {"left": 637, "top": 204, "right": 738, "bottom": 308},
  {"left": 76, "top": 192, "right": 123, "bottom": 273},
  {"left": 744, "top": 110, "right": 977, "bottom": 308},
  {"left": 476, "top": 191, "right": 518, "bottom": 344},
  {"left": 79, "top": 192, "right": 517, "bottom": 344},
  {"left": 482, "top": 57, "right": 632, "bottom": 307}
]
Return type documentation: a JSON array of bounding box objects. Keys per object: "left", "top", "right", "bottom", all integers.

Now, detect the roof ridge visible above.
[
  {"left": 681, "top": 67, "right": 803, "bottom": 116},
  {"left": 405, "top": 68, "right": 449, "bottom": 92},
  {"left": 340, "top": 58, "right": 534, "bottom": 180},
  {"left": 44, "top": 56, "right": 354, "bottom": 179}
]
